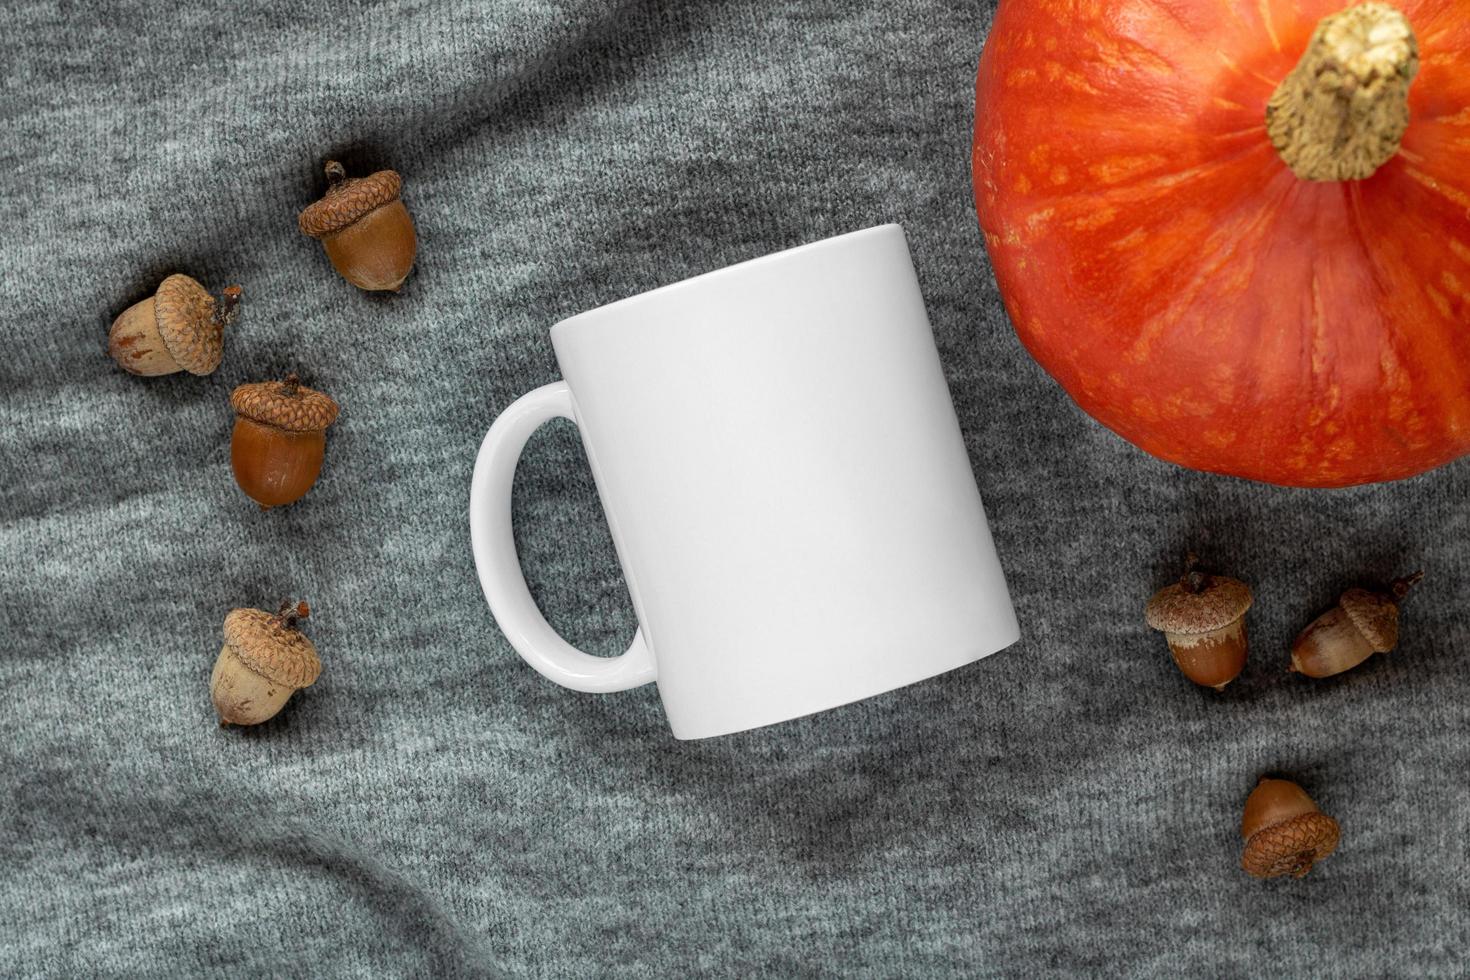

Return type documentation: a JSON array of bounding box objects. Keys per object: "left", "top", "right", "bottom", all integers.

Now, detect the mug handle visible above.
[{"left": 469, "top": 381, "right": 658, "bottom": 693}]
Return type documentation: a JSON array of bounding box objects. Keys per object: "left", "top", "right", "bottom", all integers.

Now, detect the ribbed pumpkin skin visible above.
[{"left": 973, "top": 1, "right": 1470, "bottom": 487}]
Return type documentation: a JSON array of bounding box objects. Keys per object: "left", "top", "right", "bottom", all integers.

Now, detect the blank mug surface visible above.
[{"left": 473, "top": 224, "right": 1019, "bottom": 738}]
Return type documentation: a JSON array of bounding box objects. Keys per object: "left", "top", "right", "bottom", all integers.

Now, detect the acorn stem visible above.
[
  {"left": 214, "top": 286, "right": 243, "bottom": 329},
  {"left": 275, "top": 599, "right": 310, "bottom": 630},
  {"left": 1389, "top": 570, "right": 1424, "bottom": 601},
  {"left": 281, "top": 373, "right": 301, "bottom": 397},
  {"left": 324, "top": 160, "right": 346, "bottom": 187},
  {"left": 1181, "top": 553, "right": 1208, "bottom": 594}
]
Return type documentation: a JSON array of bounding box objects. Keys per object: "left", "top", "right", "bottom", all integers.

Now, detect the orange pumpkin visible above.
[{"left": 973, "top": 1, "right": 1470, "bottom": 487}]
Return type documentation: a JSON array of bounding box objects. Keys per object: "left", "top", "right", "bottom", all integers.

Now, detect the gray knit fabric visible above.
[{"left": 3, "top": 1, "right": 1466, "bottom": 976}]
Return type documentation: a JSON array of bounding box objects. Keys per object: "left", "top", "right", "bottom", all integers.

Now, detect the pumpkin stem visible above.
[{"left": 1266, "top": 2, "right": 1419, "bottom": 182}]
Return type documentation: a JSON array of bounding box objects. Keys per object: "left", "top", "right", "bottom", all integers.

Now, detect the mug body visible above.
[{"left": 550, "top": 225, "right": 1018, "bottom": 738}]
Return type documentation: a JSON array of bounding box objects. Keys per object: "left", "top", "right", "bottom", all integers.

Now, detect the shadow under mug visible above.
[{"left": 470, "top": 224, "right": 1019, "bottom": 739}]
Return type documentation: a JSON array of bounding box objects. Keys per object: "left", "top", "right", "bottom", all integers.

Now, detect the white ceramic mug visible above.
[{"left": 470, "top": 224, "right": 1019, "bottom": 739}]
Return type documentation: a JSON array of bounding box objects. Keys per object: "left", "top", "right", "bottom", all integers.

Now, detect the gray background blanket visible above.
[{"left": 3, "top": 1, "right": 1466, "bottom": 976}]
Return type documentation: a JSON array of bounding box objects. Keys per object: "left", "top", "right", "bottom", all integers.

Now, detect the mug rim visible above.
[{"left": 551, "top": 222, "right": 902, "bottom": 339}]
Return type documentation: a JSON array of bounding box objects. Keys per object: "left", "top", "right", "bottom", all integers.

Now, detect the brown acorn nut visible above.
[
  {"left": 1145, "top": 556, "right": 1252, "bottom": 690},
  {"left": 212, "top": 601, "right": 321, "bottom": 726},
  {"left": 298, "top": 161, "right": 416, "bottom": 291},
  {"left": 1240, "top": 777, "right": 1340, "bottom": 879},
  {"left": 1290, "top": 572, "right": 1423, "bottom": 678},
  {"left": 229, "top": 374, "right": 340, "bottom": 509},
  {"left": 108, "top": 276, "right": 241, "bottom": 376}
]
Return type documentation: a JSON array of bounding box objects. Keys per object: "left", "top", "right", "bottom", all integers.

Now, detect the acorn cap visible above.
[
  {"left": 222, "top": 608, "right": 321, "bottom": 689},
  {"left": 298, "top": 165, "right": 403, "bottom": 238},
  {"left": 154, "top": 274, "right": 225, "bottom": 375},
  {"left": 230, "top": 375, "right": 339, "bottom": 432},
  {"left": 1339, "top": 588, "right": 1399, "bottom": 653},
  {"left": 1145, "top": 575, "right": 1252, "bottom": 635},
  {"left": 1241, "top": 812, "right": 1341, "bottom": 878}
]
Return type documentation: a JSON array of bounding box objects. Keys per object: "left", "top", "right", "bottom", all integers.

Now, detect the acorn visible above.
[
  {"left": 212, "top": 601, "right": 321, "bottom": 726},
  {"left": 1240, "top": 777, "right": 1340, "bottom": 879},
  {"left": 229, "top": 373, "right": 340, "bottom": 509},
  {"left": 108, "top": 276, "right": 240, "bottom": 376},
  {"left": 1145, "top": 556, "right": 1252, "bottom": 690},
  {"left": 1290, "top": 572, "right": 1423, "bottom": 678},
  {"left": 298, "top": 161, "right": 416, "bottom": 291}
]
